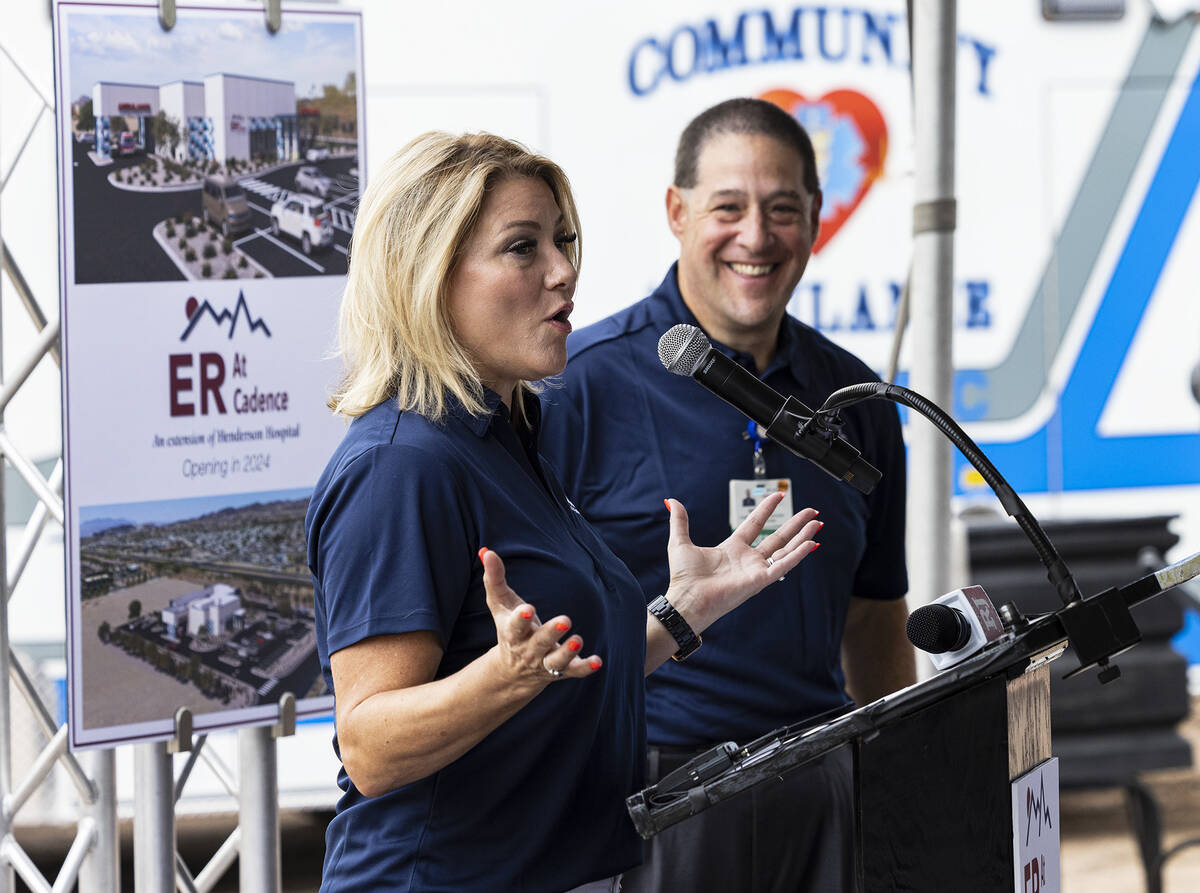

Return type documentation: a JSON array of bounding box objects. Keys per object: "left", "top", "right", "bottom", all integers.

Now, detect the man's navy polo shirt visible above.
[
  {"left": 305, "top": 391, "right": 646, "bottom": 892},
  {"left": 540, "top": 265, "right": 908, "bottom": 748}
]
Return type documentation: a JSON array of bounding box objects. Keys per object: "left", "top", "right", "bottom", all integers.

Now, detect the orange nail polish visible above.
[
  {"left": 812, "top": 542, "right": 822, "bottom": 550},
  {"left": 477, "top": 547, "right": 489, "bottom": 562},
  {"left": 555, "top": 621, "right": 569, "bottom": 632},
  {"left": 520, "top": 607, "right": 534, "bottom": 620},
  {"left": 818, "top": 521, "right": 825, "bottom": 530},
  {"left": 589, "top": 659, "right": 602, "bottom": 670},
  {"left": 664, "top": 498, "right": 672, "bottom": 512},
  {"left": 568, "top": 639, "right": 582, "bottom": 652}
]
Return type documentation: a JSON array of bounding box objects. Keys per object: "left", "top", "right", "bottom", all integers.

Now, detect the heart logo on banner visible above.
[{"left": 759, "top": 88, "right": 888, "bottom": 254}]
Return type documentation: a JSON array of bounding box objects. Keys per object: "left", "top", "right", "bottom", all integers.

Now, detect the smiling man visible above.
[{"left": 540, "top": 98, "right": 916, "bottom": 891}]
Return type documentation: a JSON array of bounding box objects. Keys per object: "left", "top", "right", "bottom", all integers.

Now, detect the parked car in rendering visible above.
[
  {"left": 294, "top": 165, "right": 332, "bottom": 198},
  {"left": 305, "top": 146, "right": 331, "bottom": 162},
  {"left": 201, "top": 175, "right": 253, "bottom": 237},
  {"left": 269, "top": 194, "right": 332, "bottom": 255},
  {"left": 117, "top": 131, "right": 138, "bottom": 155}
]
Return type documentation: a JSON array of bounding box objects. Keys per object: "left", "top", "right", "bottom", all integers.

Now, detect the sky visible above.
[
  {"left": 65, "top": 7, "right": 359, "bottom": 104},
  {"left": 80, "top": 487, "right": 312, "bottom": 526}
]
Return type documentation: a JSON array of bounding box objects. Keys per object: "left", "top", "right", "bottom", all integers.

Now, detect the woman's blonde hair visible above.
[{"left": 329, "top": 131, "right": 582, "bottom": 421}]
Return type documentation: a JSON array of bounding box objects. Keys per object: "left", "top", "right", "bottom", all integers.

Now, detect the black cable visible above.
[
  {"left": 812, "top": 382, "right": 1083, "bottom": 606},
  {"left": 1158, "top": 836, "right": 1200, "bottom": 871}
]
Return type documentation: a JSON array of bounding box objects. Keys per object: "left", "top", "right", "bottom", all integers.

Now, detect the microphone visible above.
[
  {"left": 906, "top": 585, "right": 1006, "bottom": 671},
  {"left": 657, "top": 324, "right": 881, "bottom": 494}
]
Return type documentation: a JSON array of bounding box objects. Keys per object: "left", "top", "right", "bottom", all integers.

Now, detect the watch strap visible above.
[{"left": 647, "top": 594, "right": 702, "bottom": 661}]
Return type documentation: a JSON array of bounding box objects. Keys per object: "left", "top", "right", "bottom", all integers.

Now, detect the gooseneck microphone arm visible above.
[
  {"left": 813, "top": 381, "right": 1083, "bottom": 607},
  {"left": 656, "top": 322, "right": 1082, "bottom": 605}
]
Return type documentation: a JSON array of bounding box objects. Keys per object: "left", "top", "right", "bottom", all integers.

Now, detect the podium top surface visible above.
[{"left": 626, "top": 613, "right": 1069, "bottom": 838}]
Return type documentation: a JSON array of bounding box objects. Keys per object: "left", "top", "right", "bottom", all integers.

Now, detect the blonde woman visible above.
[{"left": 305, "top": 132, "right": 823, "bottom": 893}]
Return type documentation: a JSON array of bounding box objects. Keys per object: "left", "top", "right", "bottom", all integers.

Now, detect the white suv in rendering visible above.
[
  {"left": 269, "top": 194, "right": 333, "bottom": 255},
  {"left": 294, "top": 165, "right": 332, "bottom": 198}
]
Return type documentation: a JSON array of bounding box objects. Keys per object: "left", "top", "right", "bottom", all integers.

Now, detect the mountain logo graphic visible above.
[
  {"left": 1025, "top": 775, "right": 1053, "bottom": 845},
  {"left": 180, "top": 291, "right": 272, "bottom": 341}
]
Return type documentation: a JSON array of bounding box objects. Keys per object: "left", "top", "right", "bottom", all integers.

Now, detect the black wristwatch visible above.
[{"left": 647, "top": 595, "right": 702, "bottom": 661}]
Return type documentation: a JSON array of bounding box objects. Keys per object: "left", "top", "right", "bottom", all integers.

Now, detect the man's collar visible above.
[
  {"left": 647, "top": 262, "right": 703, "bottom": 335},
  {"left": 648, "top": 261, "right": 810, "bottom": 387}
]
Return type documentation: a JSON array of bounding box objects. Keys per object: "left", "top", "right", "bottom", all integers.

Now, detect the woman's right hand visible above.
[{"left": 480, "top": 547, "right": 603, "bottom": 688}]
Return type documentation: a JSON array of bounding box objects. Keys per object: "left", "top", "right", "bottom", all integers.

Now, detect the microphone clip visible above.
[
  {"left": 768, "top": 397, "right": 877, "bottom": 492},
  {"left": 798, "top": 407, "right": 847, "bottom": 442}
]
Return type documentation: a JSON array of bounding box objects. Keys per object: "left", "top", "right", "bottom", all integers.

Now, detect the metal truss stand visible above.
[{"left": 0, "top": 37, "right": 118, "bottom": 892}]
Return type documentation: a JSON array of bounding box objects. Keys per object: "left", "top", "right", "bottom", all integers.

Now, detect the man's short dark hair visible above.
[{"left": 674, "top": 98, "right": 820, "bottom": 196}]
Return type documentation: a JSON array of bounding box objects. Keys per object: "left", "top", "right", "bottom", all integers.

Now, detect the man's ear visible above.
[
  {"left": 665, "top": 185, "right": 688, "bottom": 240},
  {"left": 809, "top": 189, "right": 823, "bottom": 241}
]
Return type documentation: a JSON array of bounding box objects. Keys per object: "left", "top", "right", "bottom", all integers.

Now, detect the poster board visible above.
[{"left": 53, "top": 0, "right": 364, "bottom": 748}]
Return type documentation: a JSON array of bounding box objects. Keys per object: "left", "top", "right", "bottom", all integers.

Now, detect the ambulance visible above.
[{"left": 360, "top": 0, "right": 1200, "bottom": 557}]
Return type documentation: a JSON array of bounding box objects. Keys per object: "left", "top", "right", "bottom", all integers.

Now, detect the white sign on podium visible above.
[{"left": 1012, "top": 757, "right": 1061, "bottom": 893}]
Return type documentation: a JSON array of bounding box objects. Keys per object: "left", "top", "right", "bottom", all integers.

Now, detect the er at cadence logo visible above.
[{"left": 168, "top": 294, "right": 289, "bottom": 417}]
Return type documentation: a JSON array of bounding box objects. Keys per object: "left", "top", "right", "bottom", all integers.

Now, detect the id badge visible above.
[{"left": 729, "top": 478, "right": 793, "bottom": 545}]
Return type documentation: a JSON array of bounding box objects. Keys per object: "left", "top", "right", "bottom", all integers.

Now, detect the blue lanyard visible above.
[{"left": 746, "top": 420, "right": 766, "bottom": 479}]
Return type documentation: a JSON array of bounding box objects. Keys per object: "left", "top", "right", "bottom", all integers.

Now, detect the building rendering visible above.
[
  {"left": 91, "top": 73, "right": 301, "bottom": 164},
  {"left": 162, "top": 583, "right": 246, "bottom": 639}
]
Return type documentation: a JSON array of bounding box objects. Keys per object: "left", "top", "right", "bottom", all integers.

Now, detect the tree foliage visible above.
[
  {"left": 151, "top": 110, "right": 182, "bottom": 157},
  {"left": 76, "top": 99, "right": 95, "bottom": 134}
]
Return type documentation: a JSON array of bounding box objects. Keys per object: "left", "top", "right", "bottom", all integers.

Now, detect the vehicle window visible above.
[{"left": 225, "top": 184, "right": 245, "bottom": 199}]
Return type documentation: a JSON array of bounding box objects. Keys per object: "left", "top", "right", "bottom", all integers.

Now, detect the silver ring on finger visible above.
[
  {"left": 765, "top": 555, "right": 776, "bottom": 569},
  {"left": 542, "top": 658, "right": 563, "bottom": 678}
]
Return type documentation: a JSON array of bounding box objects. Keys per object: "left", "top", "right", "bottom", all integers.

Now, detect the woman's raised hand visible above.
[
  {"left": 662, "top": 493, "right": 822, "bottom": 633},
  {"left": 479, "top": 547, "right": 602, "bottom": 687}
]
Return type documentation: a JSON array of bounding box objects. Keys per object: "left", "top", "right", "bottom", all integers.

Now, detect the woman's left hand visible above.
[{"left": 662, "top": 492, "right": 822, "bottom": 633}]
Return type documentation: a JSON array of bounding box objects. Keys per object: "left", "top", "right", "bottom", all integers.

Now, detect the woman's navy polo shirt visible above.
[{"left": 305, "top": 391, "right": 646, "bottom": 893}]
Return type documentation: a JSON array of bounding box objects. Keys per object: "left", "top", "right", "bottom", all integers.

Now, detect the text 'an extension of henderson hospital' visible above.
[{"left": 157, "top": 423, "right": 301, "bottom": 449}]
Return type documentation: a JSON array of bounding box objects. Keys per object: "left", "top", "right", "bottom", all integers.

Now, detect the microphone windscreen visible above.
[
  {"left": 906, "top": 603, "right": 971, "bottom": 654},
  {"left": 658, "top": 324, "right": 710, "bottom": 376}
]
